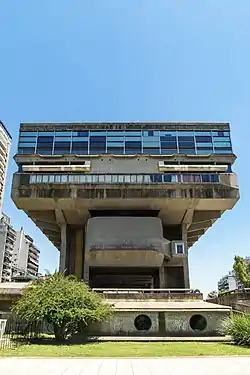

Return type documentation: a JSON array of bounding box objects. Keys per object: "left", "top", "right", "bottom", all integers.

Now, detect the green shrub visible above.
[{"left": 219, "top": 314, "right": 250, "bottom": 346}]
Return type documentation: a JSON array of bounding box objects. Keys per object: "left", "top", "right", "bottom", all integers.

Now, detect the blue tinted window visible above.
[
  {"left": 143, "top": 141, "right": 160, "bottom": 147},
  {"left": 161, "top": 149, "right": 177, "bottom": 154},
  {"left": 90, "top": 131, "right": 106, "bottom": 136},
  {"left": 179, "top": 149, "right": 196, "bottom": 154},
  {"left": 19, "top": 136, "right": 37, "bottom": 142},
  {"left": 161, "top": 142, "right": 177, "bottom": 149},
  {"left": 18, "top": 147, "right": 35, "bottom": 154},
  {"left": 178, "top": 132, "right": 194, "bottom": 136},
  {"left": 197, "top": 149, "right": 213, "bottom": 154},
  {"left": 107, "top": 141, "right": 123, "bottom": 147},
  {"left": 20, "top": 132, "right": 37, "bottom": 137},
  {"left": 107, "top": 147, "right": 124, "bottom": 154},
  {"left": 38, "top": 131, "right": 54, "bottom": 136},
  {"left": 195, "top": 136, "right": 212, "bottom": 142},
  {"left": 107, "top": 131, "right": 125, "bottom": 136},
  {"left": 196, "top": 142, "right": 213, "bottom": 147},
  {"left": 160, "top": 132, "right": 177, "bottom": 136},
  {"left": 19, "top": 142, "right": 36, "bottom": 147},
  {"left": 143, "top": 148, "right": 160, "bottom": 154},
  {"left": 55, "top": 132, "right": 71, "bottom": 136},
  {"left": 195, "top": 132, "right": 211, "bottom": 136},
  {"left": 37, "top": 136, "right": 53, "bottom": 144},
  {"left": 124, "top": 131, "right": 141, "bottom": 136},
  {"left": 107, "top": 136, "right": 124, "bottom": 141},
  {"left": 73, "top": 131, "right": 89, "bottom": 136}
]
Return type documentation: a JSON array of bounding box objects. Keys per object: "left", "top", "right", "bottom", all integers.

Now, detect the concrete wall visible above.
[
  {"left": 165, "top": 311, "right": 227, "bottom": 336},
  {"left": 90, "top": 156, "right": 158, "bottom": 174},
  {"left": 85, "top": 216, "right": 170, "bottom": 253},
  {"left": 89, "top": 310, "right": 229, "bottom": 336},
  {"left": 90, "top": 312, "right": 159, "bottom": 336},
  {"left": 85, "top": 216, "right": 170, "bottom": 268}
]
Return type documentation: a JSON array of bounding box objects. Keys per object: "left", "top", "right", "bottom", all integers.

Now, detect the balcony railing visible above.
[{"left": 28, "top": 173, "right": 221, "bottom": 184}]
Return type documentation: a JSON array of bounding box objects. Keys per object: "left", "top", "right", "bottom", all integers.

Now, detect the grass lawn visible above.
[{"left": 1, "top": 342, "right": 250, "bottom": 357}]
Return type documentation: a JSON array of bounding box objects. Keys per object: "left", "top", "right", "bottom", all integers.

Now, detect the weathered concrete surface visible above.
[
  {"left": 1, "top": 358, "right": 250, "bottom": 375},
  {"left": 208, "top": 293, "right": 250, "bottom": 313},
  {"left": 90, "top": 301, "right": 230, "bottom": 337},
  {"left": 85, "top": 217, "right": 170, "bottom": 267}
]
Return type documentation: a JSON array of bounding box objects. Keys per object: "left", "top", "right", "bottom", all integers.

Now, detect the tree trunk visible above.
[{"left": 53, "top": 324, "right": 66, "bottom": 342}]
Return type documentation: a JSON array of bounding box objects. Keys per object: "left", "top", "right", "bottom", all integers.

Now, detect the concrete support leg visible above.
[
  {"left": 183, "top": 256, "right": 190, "bottom": 289},
  {"left": 159, "top": 266, "right": 166, "bottom": 288},
  {"left": 75, "top": 229, "right": 83, "bottom": 279},
  {"left": 59, "top": 225, "right": 67, "bottom": 272},
  {"left": 182, "top": 223, "right": 190, "bottom": 289}
]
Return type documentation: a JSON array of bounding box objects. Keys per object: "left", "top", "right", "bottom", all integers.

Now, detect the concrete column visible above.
[
  {"left": 159, "top": 266, "right": 166, "bottom": 288},
  {"left": 75, "top": 229, "right": 83, "bottom": 279},
  {"left": 59, "top": 225, "right": 67, "bottom": 272},
  {"left": 182, "top": 223, "right": 190, "bottom": 289}
]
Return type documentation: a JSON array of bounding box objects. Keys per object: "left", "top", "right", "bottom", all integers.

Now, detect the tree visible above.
[
  {"left": 12, "top": 272, "right": 113, "bottom": 341},
  {"left": 233, "top": 256, "right": 250, "bottom": 288},
  {"left": 207, "top": 290, "right": 218, "bottom": 299}
]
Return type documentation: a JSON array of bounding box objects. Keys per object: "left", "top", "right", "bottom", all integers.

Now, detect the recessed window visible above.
[
  {"left": 175, "top": 243, "right": 185, "bottom": 255},
  {"left": 189, "top": 314, "right": 207, "bottom": 332},
  {"left": 134, "top": 315, "right": 152, "bottom": 331}
]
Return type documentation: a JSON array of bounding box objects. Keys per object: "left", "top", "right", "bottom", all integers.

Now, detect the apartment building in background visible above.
[
  {"left": 0, "top": 214, "right": 40, "bottom": 282},
  {"left": 0, "top": 121, "right": 11, "bottom": 215},
  {"left": 218, "top": 271, "right": 238, "bottom": 292},
  {"left": 218, "top": 257, "right": 250, "bottom": 292}
]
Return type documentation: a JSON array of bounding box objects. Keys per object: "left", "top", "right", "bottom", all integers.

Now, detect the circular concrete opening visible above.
[
  {"left": 189, "top": 314, "right": 207, "bottom": 332},
  {"left": 134, "top": 314, "right": 152, "bottom": 331}
]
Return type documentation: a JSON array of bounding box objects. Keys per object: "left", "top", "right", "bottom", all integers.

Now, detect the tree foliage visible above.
[
  {"left": 12, "top": 272, "right": 113, "bottom": 341},
  {"left": 233, "top": 256, "right": 250, "bottom": 288}
]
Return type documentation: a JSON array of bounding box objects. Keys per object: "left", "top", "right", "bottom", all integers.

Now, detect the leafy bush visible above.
[
  {"left": 12, "top": 272, "right": 114, "bottom": 341},
  {"left": 219, "top": 314, "right": 250, "bottom": 346}
]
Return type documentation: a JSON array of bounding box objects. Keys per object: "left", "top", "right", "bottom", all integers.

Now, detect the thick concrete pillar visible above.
[
  {"left": 183, "top": 256, "right": 190, "bottom": 289},
  {"left": 159, "top": 266, "right": 166, "bottom": 288},
  {"left": 182, "top": 223, "right": 190, "bottom": 288},
  {"left": 59, "top": 225, "right": 67, "bottom": 272},
  {"left": 75, "top": 229, "right": 83, "bottom": 279}
]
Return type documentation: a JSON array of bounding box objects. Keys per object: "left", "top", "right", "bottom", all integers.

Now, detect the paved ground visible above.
[{"left": 0, "top": 357, "right": 250, "bottom": 374}]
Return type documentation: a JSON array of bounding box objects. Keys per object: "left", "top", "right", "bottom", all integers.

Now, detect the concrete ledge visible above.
[{"left": 86, "top": 336, "right": 232, "bottom": 342}]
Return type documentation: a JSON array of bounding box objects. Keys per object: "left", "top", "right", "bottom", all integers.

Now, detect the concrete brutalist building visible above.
[{"left": 10, "top": 122, "right": 239, "bottom": 336}]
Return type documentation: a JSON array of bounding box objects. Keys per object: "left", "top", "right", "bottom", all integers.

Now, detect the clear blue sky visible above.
[{"left": 0, "top": 0, "right": 249, "bottom": 294}]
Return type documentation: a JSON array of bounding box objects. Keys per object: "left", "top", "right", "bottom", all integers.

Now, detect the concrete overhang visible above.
[{"left": 86, "top": 250, "right": 165, "bottom": 267}]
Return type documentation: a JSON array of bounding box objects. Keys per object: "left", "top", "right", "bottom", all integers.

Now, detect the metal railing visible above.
[{"left": 27, "top": 173, "right": 221, "bottom": 184}]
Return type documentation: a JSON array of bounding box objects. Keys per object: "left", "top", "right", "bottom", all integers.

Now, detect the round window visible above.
[
  {"left": 189, "top": 314, "right": 207, "bottom": 332},
  {"left": 134, "top": 314, "right": 152, "bottom": 331}
]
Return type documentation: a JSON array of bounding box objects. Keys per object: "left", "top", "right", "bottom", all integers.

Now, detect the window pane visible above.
[
  {"left": 18, "top": 147, "right": 35, "bottom": 154},
  {"left": 195, "top": 132, "right": 211, "bottom": 136},
  {"left": 90, "top": 131, "right": 107, "bottom": 136},
  {"left": 20, "top": 132, "right": 37, "bottom": 137},
  {"left": 107, "top": 148, "right": 124, "bottom": 154},
  {"left": 19, "top": 136, "right": 37, "bottom": 142},
  {"left": 55, "top": 132, "right": 71, "bottom": 136},
  {"left": 38, "top": 131, "right": 54, "bottom": 136}
]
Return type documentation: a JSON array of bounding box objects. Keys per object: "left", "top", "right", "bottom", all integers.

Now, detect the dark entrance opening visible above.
[{"left": 89, "top": 267, "right": 159, "bottom": 289}]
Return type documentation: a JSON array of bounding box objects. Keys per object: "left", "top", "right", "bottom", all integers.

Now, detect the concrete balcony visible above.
[
  {"left": 85, "top": 217, "right": 171, "bottom": 268},
  {"left": 11, "top": 172, "right": 239, "bottom": 251}
]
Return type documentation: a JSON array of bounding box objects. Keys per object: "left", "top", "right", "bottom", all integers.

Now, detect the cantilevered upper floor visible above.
[{"left": 12, "top": 122, "right": 239, "bottom": 252}]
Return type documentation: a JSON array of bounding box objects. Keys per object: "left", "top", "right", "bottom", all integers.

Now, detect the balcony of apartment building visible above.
[{"left": 28, "top": 254, "right": 39, "bottom": 266}]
